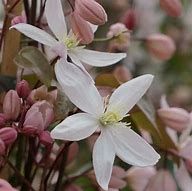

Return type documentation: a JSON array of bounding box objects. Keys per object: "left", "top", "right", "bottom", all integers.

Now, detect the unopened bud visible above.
[
  {"left": 0, "top": 128, "right": 17, "bottom": 146},
  {"left": 69, "top": 11, "right": 94, "bottom": 44},
  {"left": 11, "top": 15, "right": 26, "bottom": 26},
  {"left": 160, "top": 0, "right": 182, "bottom": 17},
  {"left": 3, "top": 90, "right": 21, "bottom": 120},
  {"left": 122, "top": 9, "right": 138, "bottom": 30},
  {"left": 16, "top": 80, "right": 31, "bottom": 99},
  {"left": 39, "top": 131, "right": 53, "bottom": 146},
  {"left": 107, "top": 23, "right": 128, "bottom": 39},
  {"left": 75, "top": 0, "right": 107, "bottom": 25},
  {"left": 113, "top": 66, "right": 132, "bottom": 83},
  {"left": 146, "top": 34, "right": 176, "bottom": 60},
  {"left": 158, "top": 107, "right": 190, "bottom": 132}
]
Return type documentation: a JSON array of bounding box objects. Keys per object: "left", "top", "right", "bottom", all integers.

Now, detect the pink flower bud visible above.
[
  {"left": 158, "top": 107, "right": 190, "bottom": 132},
  {"left": 0, "top": 113, "right": 6, "bottom": 127},
  {"left": 113, "top": 66, "right": 132, "bottom": 83},
  {"left": 75, "top": 0, "right": 107, "bottom": 25},
  {"left": 69, "top": 11, "right": 94, "bottom": 44},
  {"left": 126, "top": 167, "right": 156, "bottom": 191},
  {"left": 145, "top": 170, "right": 177, "bottom": 191},
  {"left": 0, "top": 179, "right": 18, "bottom": 191},
  {"left": 0, "top": 139, "right": 5, "bottom": 155},
  {"left": 11, "top": 15, "right": 26, "bottom": 26},
  {"left": 107, "top": 23, "right": 128, "bottom": 39},
  {"left": 122, "top": 9, "right": 138, "bottom": 30},
  {"left": 0, "top": 128, "right": 17, "bottom": 146},
  {"left": 23, "top": 101, "right": 54, "bottom": 135},
  {"left": 146, "top": 34, "right": 176, "bottom": 60},
  {"left": 160, "top": 0, "right": 182, "bottom": 17},
  {"left": 38, "top": 131, "right": 53, "bottom": 146},
  {"left": 3, "top": 90, "right": 21, "bottom": 120},
  {"left": 16, "top": 80, "right": 31, "bottom": 99}
]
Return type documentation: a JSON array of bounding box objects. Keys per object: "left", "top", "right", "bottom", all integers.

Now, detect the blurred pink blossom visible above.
[
  {"left": 126, "top": 166, "right": 156, "bottom": 191},
  {"left": 146, "top": 34, "right": 176, "bottom": 60},
  {"left": 160, "top": 0, "right": 182, "bottom": 17},
  {"left": 145, "top": 170, "right": 177, "bottom": 191}
]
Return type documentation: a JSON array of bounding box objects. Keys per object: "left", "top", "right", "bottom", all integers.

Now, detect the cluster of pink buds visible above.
[
  {"left": 0, "top": 80, "right": 56, "bottom": 154},
  {"left": 69, "top": 0, "right": 107, "bottom": 44}
]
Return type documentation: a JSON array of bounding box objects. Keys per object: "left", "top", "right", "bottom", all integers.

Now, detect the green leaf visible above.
[
  {"left": 14, "top": 46, "right": 53, "bottom": 86},
  {"left": 130, "top": 98, "right": 162, "bottom": 146}
]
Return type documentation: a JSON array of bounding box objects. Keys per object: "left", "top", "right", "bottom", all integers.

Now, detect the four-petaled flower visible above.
[{"left": 51, "top": 60, "right": 160, "bottom": 190}]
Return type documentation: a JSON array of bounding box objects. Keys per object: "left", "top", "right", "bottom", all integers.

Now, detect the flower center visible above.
[
  {"left": 63, "top": 35, "right": 79, "bottom": 49},
  {"left": 99, "top": 111, "right": 122, "bottom": 126}
]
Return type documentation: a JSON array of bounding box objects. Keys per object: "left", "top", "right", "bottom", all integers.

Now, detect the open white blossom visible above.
[
  {"left": 51, "top": 59, "right": 160, "bottom": 191},
  {"left": 10, "top": 0, "right": 126, "bottom": 71}
]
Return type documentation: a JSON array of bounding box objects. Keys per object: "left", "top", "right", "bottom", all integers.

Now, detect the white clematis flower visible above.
[
  {"left": 51, "top": 59, "right": 160, "bottom": 191},
  {"left": 10, "top": 0, "right": 126, "bottom": 70}
]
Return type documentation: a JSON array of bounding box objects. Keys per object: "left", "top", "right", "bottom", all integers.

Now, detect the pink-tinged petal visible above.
[
  {"left": 126, "top": 166, "right": 156, "bottom": 191},
  {"left": 108, "top": 75, "right": 154, "bottom": 117},
  {"left": 11, "top": 23, "right": 57, "bottom": 46},
  {"left": 175, "top": 162, "right": 192, "bottom": 191},
  {"left": 180, "top": 138, "right": 192, "bottom": 160},
  {"left": 110, "top": 124, "right": 160, "bottom": 166},
  {"left": 51, "top": 113, "right": 98, "bottom": 141},
  {"left": 145, "top": 170, "right": 177, "bottom": 191},
  {"left": 71, "top": 49, "right": 126, "bottom": 67},
  {"left": 93, "top": 129, "right": 116, "bottom": 190},
  {"left": 0, "top": 179, "right": 18, "bottom": 191},
  {"left": 112, "top": 166, "right": 126, "bottom": 179},
  {"left": 55, "top": 59, "right": 104, "bottom": 115},
  {"left": 160, "top": 95, "right": 169, "bottom": 109},
  {"left": 109, "top": 176, "right": 126, "bottom": 189},
  {"left": 45, "top": 0, "right": 67, "bottom": 40},
  {"left": 88, "top": 22, "right": 98, "bottom": 33}
]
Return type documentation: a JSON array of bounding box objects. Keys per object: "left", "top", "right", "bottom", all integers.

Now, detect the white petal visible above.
[
  {"left": 45, "top": 0, "right": 67, "bottom": 40},
  {"left": 93, "top": 129, "right": 116, "bottom": 190},
  {"left": 55, "top": 58, "right": 104, "bottom": 115},
  {"left": 175, "top": 162, "right": 192, "bottom": 191},
  {"left": 110, "top": 124, "right": 160, "bottom": 166},
  {"left": 72, "top": 49, "right": 126, "bottom": 67},
  {"left": 88, "top": 22, "right": 98, "bottom": 33},
  {"left": 108, "top": 74, "right": 154, "bottom": 116},
  {"left": 51, "top": 113, "right": 98, "bottom": 141},
  {"left": 11, "top": 23, "right": 57, "bottom": 46},
  {"left": 68, "top": 51, "right": 94, "bottom": 83}
]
